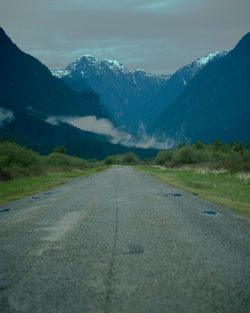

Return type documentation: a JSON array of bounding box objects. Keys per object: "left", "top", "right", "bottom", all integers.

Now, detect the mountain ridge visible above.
[
  {"left": 52, "top": 51, "right": 226, "bottom": 131},
  {"left": 155, "top": 32, "right": 250, "bottom": 144},
  {"left": 51, "top": 55, "right": 170, "bottom": 131}
]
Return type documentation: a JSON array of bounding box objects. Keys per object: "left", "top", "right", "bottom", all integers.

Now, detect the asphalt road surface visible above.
[{"left": 0, "top": 166, "right": 250, "bottom": 313}]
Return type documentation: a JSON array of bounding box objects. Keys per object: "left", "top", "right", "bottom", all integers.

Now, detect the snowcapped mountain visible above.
[
  {"left": 141, "top": 50, "right": 227, "bottom": 128},
  {"left": 51, "top": 55, "right": 169, "bottom": 131},
  {"left": 155, "top": 33, "right": 250, "bottom": 144},
  {"left": 52, "top": 56, "right": 130, "bottom": 79},
  {"left": 196, "top": 50, "right": 226, "bottom": 66},
  {"left": 52, "top": 51, "right": 226, "bottom": 132}
]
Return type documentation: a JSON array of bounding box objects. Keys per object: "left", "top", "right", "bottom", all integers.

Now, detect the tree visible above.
[
  {"left": 177, "top": 142, "right": 186, "bottom": 149},
  {"left": 122, "top": 152, "right": 140, "bottom": 164},
  {"left": 52, "top": 145, "right": 68, "bottom": 154},
  {"left": 212, "top": 139, "right": 222, "bottom": 150},
  {"left": 7, "top": 136, "right": 17, "bottom": 143},
  {"left": 231, "top": 140, "right": 244, "bottom": 155},
  {"left": 195, "top": 140, "right": 205, "bottom": 150}
]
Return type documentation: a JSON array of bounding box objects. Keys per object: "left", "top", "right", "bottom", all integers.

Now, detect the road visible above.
[{"left": 0, "top": 166, "right": 250, "bottom": 313}]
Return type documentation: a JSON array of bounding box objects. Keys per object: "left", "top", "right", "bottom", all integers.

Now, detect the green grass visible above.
[
  {"left": 135, "top": 165, "right": 250, "bottom": 218},
  {"left": 0, "top": 167, "right": 107, "bottom": 205}
]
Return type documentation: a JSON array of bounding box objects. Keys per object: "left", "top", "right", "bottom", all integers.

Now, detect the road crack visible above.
[{"left": 104, "top": 188, "right": 119, "bottom": 313}]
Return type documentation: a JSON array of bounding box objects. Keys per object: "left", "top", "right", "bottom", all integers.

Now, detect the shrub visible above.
[
  {"left": 44, "top": 153, "right": 89, "bottom": 169},
  {"left": 226, "top": 151, "right": 250, "bottom": 173},
  {"left": 231, "top": 140, "right": 244, "bottom": 155},
  {"left": 155, "top": 150, "right": 174, "bottom": 166},
  {"left": 195, "top": 140, "right": 205, "bottom": 150},
  {"left": 104, "top": 155, "right": 122, "bottom": 165},
  {"left": 172, "top": 146, "right": 210, "bottom": 165},
  {"left": 122, "top": 152, "right": 140, "bottom": 165},
  {"left": 211, "top": 139, "right": 222, "bottom": 151},
  {"left": 177, "top": 142, "right": 186, "bottom": 149},
  {"left": 0, "top": 142, "right": 41, "bottom": 168},
  {"left": 52, "top": 146, "right": 68, "bottom": 154}
]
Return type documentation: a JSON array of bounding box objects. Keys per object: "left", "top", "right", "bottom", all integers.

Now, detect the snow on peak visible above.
[
  {"left": 103, "top": 58, "right": 128, "bottom": 72},
  {"left": 51, "top": 68, "right": 70, "bottom": 78},
  {"left": 197, "top": 50, "right": 223, "bottom": 66},
  {"left": 105, "top": 59, "right": 120, "bottom": 66}
]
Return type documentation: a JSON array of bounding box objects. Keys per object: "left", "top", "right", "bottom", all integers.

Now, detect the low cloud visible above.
[
  {"left": 0, "top": 107, "right": 15, "bottom": 127},
  {"left": 45, "top": 115, "right": 175, "bottom": 149}
]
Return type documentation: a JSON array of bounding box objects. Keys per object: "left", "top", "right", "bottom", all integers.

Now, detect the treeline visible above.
[
  {"left": 1, "top": 138, "right": 250, "bottom": 182},
  {"left": 0, "top": 139, "right": 103, "bottom": 181},
  {"left": 154, "top": 140, "right": 250, "bottom": 172},
  {"left": 0, "top": 139, "right": 148, "bottom": 182},
  {"left": 105, "top": 140, "right": 250, "bottom": 172}
]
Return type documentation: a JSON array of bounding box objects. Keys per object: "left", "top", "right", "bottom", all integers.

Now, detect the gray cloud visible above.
[
  {"left": 0, "top": 0, "right": 249, "bottom": 73},
  {"left": 0, "top": 107, "right": 15, "bottom": 127},
  {"left": 45, "top": 115, "right": 175, "bottom": 149}
]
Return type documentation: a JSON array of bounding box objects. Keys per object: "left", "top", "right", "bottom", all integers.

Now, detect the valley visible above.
[{"left": 0, "top": 27, "right": 249, "bottom": 157}]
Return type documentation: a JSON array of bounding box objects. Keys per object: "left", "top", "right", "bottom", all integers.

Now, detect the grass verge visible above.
[
  {"left": 135, "top": 165, "right": 250, "bottom": 218},
  {"left": 0, "top": 167, "right": 107, "bottom": 205}
]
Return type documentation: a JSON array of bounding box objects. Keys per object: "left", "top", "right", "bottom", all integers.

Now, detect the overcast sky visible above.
[{"left": 1, "top": 0, "right": 249, "bottom": 74}]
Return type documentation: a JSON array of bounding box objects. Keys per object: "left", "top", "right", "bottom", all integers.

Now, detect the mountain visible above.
[
  {"left": 0, "top": 27, "right": 156, "bottom": 159},
  {"left": 0, "top": 28, "right": 107, "bottom": 119},
  {"left": 51, "top": 56, "right": 170, "bottom": 131},
  {"left": 52, "top": 52, "right": 226, "bottom": 132},
  {"left": 154, "top": 32, "right": 250, "bottom": 144},
  {"left": 147, "top": 51, "right": 226, "bottom": 127}
]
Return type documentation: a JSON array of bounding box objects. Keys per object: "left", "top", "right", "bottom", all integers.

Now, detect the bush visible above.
[
  {"left": 155, "top": 150, "right": 174, "bottom": 166},
  {"left": 152, "top": 140, "right": 250, "bottom": 172},
  {"left": 0, "top": 142, "right": 43, "bottom": 180},
  {"left": 52, "top": 146, "right": 68, "bottom": 154},
  {"left": 122, "top": 152, "right": 140, "bottom": 165},
  {"left": 104, "top": 155, "right": 122, "bottom": 166},
  {"left": 0, "top": 142, "right": 41, "bottom": 168},
  {"left": 226, "top": 151, "right": 250, "bottom": 173},
  {"left": 195, "top": 140, "right": 205, "bottom": 150},
  {"left": 44, "top": 153, "right": 89, "bottom": 169},
  {"left": 211, "top": 139, "right": 223, "bottom": 151},
  {"left": 172, "top": 146, "right": 210, "bottom": 165}
]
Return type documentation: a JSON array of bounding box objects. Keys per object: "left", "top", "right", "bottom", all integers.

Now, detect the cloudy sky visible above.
[{"left": 1, "top": 0, "right": 249, "bottom": 74}]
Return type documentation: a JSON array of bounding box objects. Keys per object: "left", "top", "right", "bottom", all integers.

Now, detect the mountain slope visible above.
[
  {"left": 52, "top": 56, "right": 169, "bottom": 131},
  {"left": 0, "top": 28, "right": 156, "bottom": 159},
  {"left": 155, "top": 33, "right": 250, "bottom": 144},
  {"left": 0, "top": 28, "right": 106, "bottom": 119},
  {"left": 148, "top": 51, "right": 226, "bottom": 127},
  {"left": 0, "top": 110, "right": 157, "bottom": 159}
]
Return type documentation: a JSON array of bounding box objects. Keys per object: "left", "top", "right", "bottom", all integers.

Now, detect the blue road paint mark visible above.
[
  {"left": 0, "top": 208, "right": 10, "bottom": 213},
  {"left": 202, "top": 211, "right": 217, "bottom": 215},
  {"left": 168, "top": 193, "right": 182, "bottom": 197}
]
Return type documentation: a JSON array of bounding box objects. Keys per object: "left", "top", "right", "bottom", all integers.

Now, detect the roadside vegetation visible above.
[
  {"left": 135, "top": 166, "right": 250, "bottom": 218},
  {"left": 1, "top": 137, "right": 250, "bottom": 217},
  {"left": 135, "top": 140, "right": 250, "bottom": 218},
  {"left": 154, "top": 140, "right": 250, "bottom": 173},
  {"left": 0, "top": 139, "right": 106, "bottom": 204},
  {"left": 104, "top": 151, "right": 140, "bottom": 166}
]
